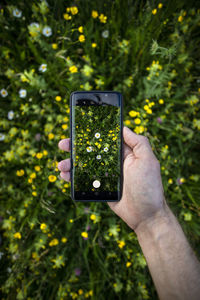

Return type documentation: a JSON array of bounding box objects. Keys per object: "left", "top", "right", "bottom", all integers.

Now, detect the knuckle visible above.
[{"left": 140, "top": 135, "right": 149, "bottom": 143}]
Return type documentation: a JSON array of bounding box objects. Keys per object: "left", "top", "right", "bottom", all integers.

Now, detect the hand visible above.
[{"left": 57, "top": 126, "right": 166, "bottom": 232}]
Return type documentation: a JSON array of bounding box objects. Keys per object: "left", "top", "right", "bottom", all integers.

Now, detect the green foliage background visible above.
[
  {"left": 0, "top": 0, "right": 200, "bottom": 299},
  {"left": 73, "top": 105, "right": 121, "bottom": 192}
]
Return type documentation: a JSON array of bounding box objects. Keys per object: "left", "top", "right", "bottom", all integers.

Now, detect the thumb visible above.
[{"left": 123, "top": 126, "right": 154, "bottom": 158}]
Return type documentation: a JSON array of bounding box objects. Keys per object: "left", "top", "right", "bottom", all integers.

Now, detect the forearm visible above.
[{"left": 135, "top": 201, "right": 200, "bottom": 300}]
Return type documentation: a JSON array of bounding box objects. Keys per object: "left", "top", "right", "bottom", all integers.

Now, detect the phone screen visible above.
[{"left": 70, "top": 91, "right": 123, "bottom": 201}]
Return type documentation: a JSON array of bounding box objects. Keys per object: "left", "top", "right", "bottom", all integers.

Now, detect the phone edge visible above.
[{"left": 69, "top": 91, "right": 123, "bottom": 202}]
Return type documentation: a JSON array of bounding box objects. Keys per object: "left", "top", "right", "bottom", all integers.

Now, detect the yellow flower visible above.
[
  {"left": 69, "top": 65, "right": 78, "bottom": 73},
  {"left": 62, "top": 124, "right": 68, "bottom": 130},
  {"left": 126, "top": 262, "right": 132, "bottom": 267},
  {"left": 143, "top": 105, "right": 149, "bottom": 111},
  {"left": 69, "top": 219, "right": 74, "bottom": 223},
  {"left": 152, "top": 9, "right": 157, "bottom": 15},
  {"left": 134, "top": 118, "right": 141, "bottom": 125},
  {"left": 79, "top": 34, "right": 85, "bottom": 42},
  {"left": 48, "top": 175, "right": 57, "bottom": 182},
  {"left": 49, "top": 238, "right": 59, "bottom": 246},
  {"left": 81, "top": 231, "right": 88, "bottom": 238},
  {"left": 147, "top": 76, "right": 151, "bottom": 80},
  {"left": 28, "top": 178, "right": 33, "bottom": 184},
  {"left": 92, "top": 43, "right": 97, "bottom": 48},
  {"left": 92, "top": 10, "right": 98, "bottom": 18},
  {"left": 149, "top": 101, "right": 155, "bottom": 107},
  {"left": 99, "top": 14, "right": 107, "bottom": 23},
  {"left": 61, "top": 237, "right": 68, "bottom": 243},
  {"left": 158, "top": 3, "right": 163, "bottom": 9},
  {"left": 78, "top": 26, "right": 83, "bottom": 33},
  {"left": 90, "top": 214, "right": 96, "bottom": 221},
  {"left": 159, "top": 99, "right": 164, "bottom": 104},
  {"left": 40, "top": 223, "right": 47, "bottom": 230},
  {"left": 32, "top": 191, "right": 37, "bottom": 196},
  {"left": 180, "top": 178, "right": 185, "bottom": 183},
  {"left": 30, "top": 172, "right": 36, "bottom": 179},
  {"left": 78, "top": 289, "right": 83, "bottom": 295},
  {"left": 21, "top": 74, "right": 29, "bottom": 82},
  {"left": 63, "top": 116, "right": 69, "bottom": 122},
  {"left": 129, "top": 110, "right": 139, "bottom": 117},
  {"left": 43, "top": 150, "right": 48, "bottom": 156},
  {"left": 124, "top": 120, "right": 131, "bottom": 125},
  {"left": 14, "top": 232, "right": 21, "bottom": 239},
  {"left": 134, "top": 126, "right": 145, "bottom": 134},
  {"left": 16, "top": 169, "right": 25, "bottom": 176},
  {"left": 63, "top": 13, "right": 72, "bottom": 20},
  {"left": 146, "top": 108, "right": 152, "bottom": 114},
  {"left": 64, "top": 183, "right": 69, "bottom": 188},
  {"left": 55, "top": 96, "right": 61, "bottom": 102},
  {"left": 71, "top": 6, "right": 78, "bottom": 15},
  {"left": 34, "top": 165, "right": 41, "bottom": 172},
  {"left": 36, "top": 152, "right": 43, "bottom": 159},
  {"left": 48, "top": 133, "right": 54, "bottom": 140},
  {"left": 178, "top": 15, "right": 183, "bottom": 22},
  {"left": 168, "top": 178, "right": 173, "bottom": 184},
  {"left": 118, "top": 240, "right": 125, "bottom": 248},
  {"left": 52, "top": 43, "right": 58, "bottom": 49}
]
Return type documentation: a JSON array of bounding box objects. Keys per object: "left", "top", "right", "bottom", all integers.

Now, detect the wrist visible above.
[{"left": 134, "top": 201, "right": 172, "bottom": 240}]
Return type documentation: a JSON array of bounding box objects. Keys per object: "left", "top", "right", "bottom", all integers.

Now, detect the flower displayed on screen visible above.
[
  {"left": 73, "top": 105, "right": 120, "bottom": 192},
  {"left": 39, "top": 64, "right": 47, "bottom": 72},
  {"left": 86, "top": 146, "right": 93, "bottom": 152},
  {"left": 42, "top": 26, "right": 52, "bottom": 37},
  {"left": 13, "top": 8, "right": 22, "bottom": 18},
  {"left": 19, "top": 89, "right": 27, "bottom": 98},
  {"left": 95, "top": 132, "right": 100, "bottom": 138},
  {"left": 0, "top": 89, "right": 8, "bottom": 97}
]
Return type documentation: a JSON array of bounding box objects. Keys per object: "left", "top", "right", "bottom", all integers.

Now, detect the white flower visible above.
[
  {"left": 29, "top": 22, "right": 40, "bottom": 30},
  {"left": 86, "top": 146, "right": 93, "bottom": 152},
  {"left": 0, "top": 133, "right": 5, "bottom": 141},
  {"left": 8, "top": 110, "right": 14, "bottom": 120},
  {"left": 39, "top": 64, "right": 47, "bottom": 72},
  {"left": 13, "top": 8, "right": 22, "bottom": 18},
  {"left": 104, "top": 147, "right": 109, "bottom": 152},
  {"left": 102, "top": 30, "right": 109, "bottom": 38},
  {"left": 42, "top": 26, "right": 52, "bottom": 37},
  {"left": 96, "top": 155, "right": 101, "bottom": 160},
  {"left": 0, "top": 89, "right": 8, "bottom": 97},
  {"left": 19, "top": 89, "right": 27, "bottom": 98},
  {"left": 95, "top": 132, "right": 100, "bottom": 138}
]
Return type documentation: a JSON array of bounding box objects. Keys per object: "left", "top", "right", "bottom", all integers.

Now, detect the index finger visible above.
[{"left": 58, "top": 138, "right": 70, "bottom": 152}]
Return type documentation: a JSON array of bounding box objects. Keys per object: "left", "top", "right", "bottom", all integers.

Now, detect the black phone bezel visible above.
[{"left": 69, "top": 90, "right": 123, "bottom": 202}]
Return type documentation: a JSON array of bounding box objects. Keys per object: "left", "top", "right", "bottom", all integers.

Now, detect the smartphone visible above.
[{"left": 70, "top": 91, "right": 123, "bottom": 202}]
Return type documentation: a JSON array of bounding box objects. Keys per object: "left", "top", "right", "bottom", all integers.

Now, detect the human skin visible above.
[{"left": 58, "top": 126, "right": 200, "bottom": 300}]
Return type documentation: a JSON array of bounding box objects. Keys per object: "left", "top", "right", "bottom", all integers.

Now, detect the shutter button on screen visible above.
[{"left": 93, "top": 180, "right": 100, "bottom": 188}]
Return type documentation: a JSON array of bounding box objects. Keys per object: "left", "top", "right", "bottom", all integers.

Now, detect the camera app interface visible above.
[{"left": 72, "top": 104, "right": 121, "bottom": 192}]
